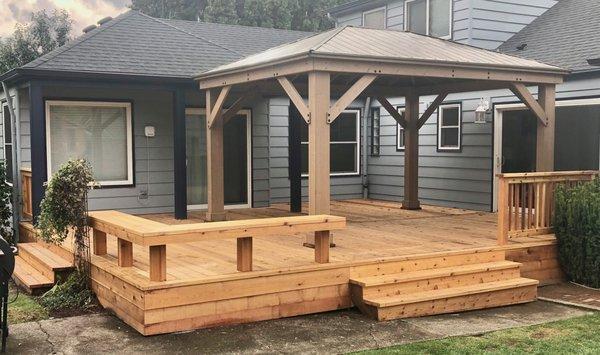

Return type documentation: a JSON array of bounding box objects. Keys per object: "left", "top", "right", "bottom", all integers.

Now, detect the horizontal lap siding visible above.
[{"left": 251, "top": 99, "right": 270, "bottom": 207}]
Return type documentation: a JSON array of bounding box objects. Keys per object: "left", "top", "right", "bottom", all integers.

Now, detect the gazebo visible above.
[{"left": 194, "top": 26, "right": 567, "bottom": 243}]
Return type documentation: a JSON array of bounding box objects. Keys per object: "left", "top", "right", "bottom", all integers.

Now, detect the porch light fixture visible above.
[{"left": 475, "top": 98, "right": 490, "bottom": 124}]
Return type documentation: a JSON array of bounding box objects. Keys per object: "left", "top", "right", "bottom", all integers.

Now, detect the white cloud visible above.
[{"left": 0, "top": 0, "right": 131, "bottom": 38}]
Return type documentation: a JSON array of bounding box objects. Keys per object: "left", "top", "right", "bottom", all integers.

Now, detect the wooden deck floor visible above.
[{"left": 83, "top": 199, "right": 553, "bottom": 288}]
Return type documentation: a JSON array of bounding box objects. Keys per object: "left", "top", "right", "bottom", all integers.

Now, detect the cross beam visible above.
[
  {"left": 278, "top": 77, "right": 310, "bottom": 123},
  {"left": 377, "top": 97, "right": 407, "bottom": 128},
  {"left": 509, "top": 83, "right": 548, "bottom": 126},
  {"left": 327, "top": 74, "right": 377, "bottom": 123}
]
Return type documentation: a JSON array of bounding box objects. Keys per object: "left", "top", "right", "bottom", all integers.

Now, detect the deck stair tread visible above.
[
  {"left": 13, "top": 255, "right": 54, "bottom": 289},
  {"left": 350, "top": 260, "right": 520, "bottom": 287},
  {"left": 363, "top": 277, "right": 539, "bottom": 307},
  {"left": 19, "top": 242, "right": 73, "bottom": 270}
]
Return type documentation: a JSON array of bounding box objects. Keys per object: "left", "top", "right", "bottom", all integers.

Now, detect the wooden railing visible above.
[
  {"left": 21, "top": 167, "right": 33, "bottom": 221},
  {"left": 497, "top": 171, "right": 598, "bottom": 245},
  {"left": 88, "top": 210, "right": 346, "bottom": 282}
]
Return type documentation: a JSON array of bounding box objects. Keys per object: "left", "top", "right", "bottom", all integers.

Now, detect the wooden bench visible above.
[{"left": 88, "top": 211, "right": 346, "bottom": 282}]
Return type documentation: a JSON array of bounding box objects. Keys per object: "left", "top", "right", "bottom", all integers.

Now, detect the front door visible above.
[{"left": 185, "top": 108, "right": 251, "bottom": 209}]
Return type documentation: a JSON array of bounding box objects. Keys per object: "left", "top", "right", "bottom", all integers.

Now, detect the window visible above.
[
  {"left": 371, "top": 107, "right": 381, "bottom": 156},
  {"left": 2, "top": 103, "right": 12, "bottom": 184},
  {"left": 405, "top": 0, "right": 451, "bottom": 38},
  {"left": 396, "top": 107, "right": 406, "bottom": 150},
  {"left": 46, "top": 100, "right": 133, "bottom": 186},
  {"left": 437, "top": 103, "right": 461, "bottom": 151},
  {"left": 363, "top": 7, "right": 386, "bottom": 29},
  {"left": 301, "top": 110, "right": 360, "bottom": 176}
]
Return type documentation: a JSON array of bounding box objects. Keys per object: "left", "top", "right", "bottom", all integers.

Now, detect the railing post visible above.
[
  {"left": 149, "top": 245, "right": 167, "bottom": 281},
  {"left": 236, "top": 237, "right": 253, "bottom": 272},
  {"left": 118, "top": 238, "right": 133, "bottom": 267},
  {"left": 92, "top": 229, "right": 107, "bottom": 255},
  {"left": 314, "top": 230, "right": 330, "bottom": 263},
  {"left": 497, "top": 176, "right": 509, "bottom": 245}
]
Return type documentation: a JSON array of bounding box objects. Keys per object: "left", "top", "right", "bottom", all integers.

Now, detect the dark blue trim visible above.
[
  {"left": 288, "top": 104, "right": 302, "bottom": 213},
  {"left": 29, "top": 81, "right": 46, "bottom": 221},
  {"left": 173, "top": 88, "right": 187, "bottom": 219}
]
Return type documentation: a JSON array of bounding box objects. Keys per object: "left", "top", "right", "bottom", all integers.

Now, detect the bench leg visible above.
[
  {"left": 314, "top": 231, "right": 330, "bottom": 263},
  {"left": 149, "top": 245, "right": 167, "bottom": 282},
  {"left": 118, "top": 238, "right": 133, "bottom": 267},
  {"left": 92, "top": 229, "right": 107, "bottom": 256},
  {"left": 237, "top": 237, "right": 253, "bottom": 272}
]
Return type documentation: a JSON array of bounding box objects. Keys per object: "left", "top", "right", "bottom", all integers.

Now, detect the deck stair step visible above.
[
  {"left": 12, "top": 256, "right": 54, "bottom": 295},
  {"left": 17, "top": 242, "right": 74, "bottom": 283}
]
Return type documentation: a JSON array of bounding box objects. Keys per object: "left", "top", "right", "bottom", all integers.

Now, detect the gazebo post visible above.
[
  {"left": 206, "top": 89, "right": 226, "bottom": 222},
  {"left": 536, "top": 84, "right": 556, "bottom": 171},
  {"left": 402, "top": 92, "right": 421, "bottom": 210},
  {"left": 306, "top": 71, "right": 331, "bottom": 249}
]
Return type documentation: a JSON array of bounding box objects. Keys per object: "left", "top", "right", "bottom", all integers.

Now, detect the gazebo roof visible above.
[{"left": 195, "top": 25, "right": 568, "bottom": 87}]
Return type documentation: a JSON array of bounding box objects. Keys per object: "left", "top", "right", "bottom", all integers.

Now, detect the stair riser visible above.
[
  {"left": 12, "top": 274, "right": 52, "bottom": 296},
  {"left": 352, "top": 250, "right": 506, "bottom": 279},
  {"left": 18, "top": 246, "right": 57, "bottom": 283},
  {"left": 362, "top": 267, "right": 521, "bottom": 298},
  {"left": 376, "top": 285, "right": 537, "bottom": 320}
]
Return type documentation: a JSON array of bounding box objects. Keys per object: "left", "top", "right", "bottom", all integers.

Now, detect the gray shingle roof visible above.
[
  {"left": 498, "top": 0, "right": 600, "bottom": 73},
  {"left": 19, "top": 11, "right": 310, "bottom": 79}
]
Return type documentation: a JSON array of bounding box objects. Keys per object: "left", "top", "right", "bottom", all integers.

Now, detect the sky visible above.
[{"left": 0, "top": 0, "right": 131, "bottom": 38}]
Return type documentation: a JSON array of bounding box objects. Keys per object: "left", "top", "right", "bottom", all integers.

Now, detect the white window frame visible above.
[
  {"left": 301, "top": 109, "right": 361, "bottom": 177},
  {"left": 404, "top": 0, "right": 452, "bottom": 39},
  {"left": 362, "top": 6, "right": 387, "bottom": 29},
  {"left": 396, "top": 106, "right": 406, "bottom": 150},
  {"left": 1, "top": 102, "right": 12, "bottom": 186},
  {"left": 184, "top": 108, "right": 252, "bottom": 211},
  {"left": 437, "top": 103, "right": 462, "bottom": 151},
  {"left": 45, "top": 100, "right": 134, "bottom": 186}
]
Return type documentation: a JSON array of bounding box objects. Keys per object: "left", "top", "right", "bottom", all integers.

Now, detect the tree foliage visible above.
[
  {"left": 131, "top": 0, "right": 348, "bottom": 31},
  {"left": 0, "top": 9, "right": 72, "bottom": 74},
  {"left": 0, "top": 162, "right": 12, "bottom": 243}
]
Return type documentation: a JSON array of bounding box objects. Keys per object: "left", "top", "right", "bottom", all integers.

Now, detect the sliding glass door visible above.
[{"left": 185, "top": 108, "right": 251, "bottom": 209}]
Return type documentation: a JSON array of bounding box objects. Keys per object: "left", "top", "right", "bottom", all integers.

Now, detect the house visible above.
[{"left": 0, "top": 0, "right": 595, "bottom": 336}]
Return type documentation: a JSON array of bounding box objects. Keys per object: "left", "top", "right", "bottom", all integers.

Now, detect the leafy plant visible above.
[
  {"left": 554, "top": 178, "right": 600, "bottom": 288},
  {"left": 36, "top": 159, "right": 95, "bottom": 273},
  {"left": 0, "top": 161, "right": 12, "bottom": 243},
  {"left": 39, "top": 271, "right": 95, "bottom": 312}
]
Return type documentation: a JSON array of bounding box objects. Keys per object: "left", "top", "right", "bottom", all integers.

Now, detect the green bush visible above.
[
  {"left": 39, "top": 271, "right": 95, "bottom": 311},
  {"left": 0, "top": 161, "right": 12, "bottom": 243},
  {"left": 554, "top": 178, "right": 600, "bottom": 288}
]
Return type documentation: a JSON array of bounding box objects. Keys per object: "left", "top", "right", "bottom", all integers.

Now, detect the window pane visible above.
[
  {"left": 430, "top": 0, "right": 450, "bottom": 37},
  {"left": 371, "top": 108, "right": 380, "bottom": 156},
  {"left": 364, "top": 9, "right": 385, "bottom": 29},
  {"left": 301, "top": 144, "right": 308, "bottom": 174},
  {"left": 186, "top": 113, "right": 207, "bottom": 205},
  {"left": 397, "top": 126, "right": 405, "bottom": 149},
  {"left": 4, "top": 145, "right": 12, "bottom": 183},
  {"left": 407, "top": 0, "right": 427, "bottom": 35},
  {"left": 49, "top": 104, "right": 129, "bottom": 182},
  {"left": 442, "top": 106, "right": 459, "bottom": 126},
  {"left": 331, "top": 144, "right": 357, "bottom": 173},
  {"left": 331, "top": 112, "right": 357, "bottom": 142},
  {"left": 300, "top": 120, "right": 308, "bottom": 142},
  {"left": 3, "top": 105, "right": 11, "bottom": 144},
  {"left": 441, "top": 128, "right": 459, "bottom": 147}
]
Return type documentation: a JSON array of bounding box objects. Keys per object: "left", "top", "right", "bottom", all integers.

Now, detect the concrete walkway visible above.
[{"left": 8, "top": 301, "right": 592, "bottom": 354}]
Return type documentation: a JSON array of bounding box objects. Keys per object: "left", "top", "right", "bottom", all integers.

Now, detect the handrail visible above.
[
  {"left": 88, "top": 210, "right": 346, "bottom": 282},
  {"left": 497, "top": 170, "right": 598, "bottom": 245},
  {"left": 20, "top": 167, "right": 32, "bottom": 221}
]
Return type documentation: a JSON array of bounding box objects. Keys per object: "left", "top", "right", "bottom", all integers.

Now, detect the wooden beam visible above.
[
  {"left": 222, "top": 90, "right": 259, "bottom": 124},
  {"left": 327, "top": 74, "right": 377, "bottom": 123},
  {"left": 149, "top": 245, "right": 167, "bottom": 282},
  {"left": 236, "top": 237, "right": 253, "bottom": 272},
  {"left": 207, "top": 85, "right": 231, "bottom": 128},
  {"left": 417, "top": 92, "right": 448, "bottom": 129},
  {"left": 509, "top": 83, "right": 548, "bottom": 126},
  {"left": 402, "top": 93, "right": 421, "bottom": 210},
  {"left": 536, "top": 84, "right": 556, "bottom": 171},
  {"left": 377, "top": 97, "right": 407, "bottom": 128},
  {"left": 206, "top": 89, "right": 226, "bottom": 222},
  {"left": 278, "top": 76, "right": 310, "bottom": 124}
]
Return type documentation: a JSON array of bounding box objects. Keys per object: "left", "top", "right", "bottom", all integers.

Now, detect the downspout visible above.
[
  {"left": 1, "top": 81, "right": 20, "bottom": 244},
  {"left": 362, "top": 97, "right": 372, "bottom": 199}
]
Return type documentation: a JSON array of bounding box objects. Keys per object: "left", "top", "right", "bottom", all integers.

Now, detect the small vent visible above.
[
  {"left": 82, "top": 25, "right": 97, "bottom": 33},
  {"left": 97, "top": 16, "right": 113, "bottom": 26}
]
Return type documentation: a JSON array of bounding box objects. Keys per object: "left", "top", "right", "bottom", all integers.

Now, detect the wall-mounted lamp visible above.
[{"left": 475, "top": 98, "right": 491, "bottom": 124}]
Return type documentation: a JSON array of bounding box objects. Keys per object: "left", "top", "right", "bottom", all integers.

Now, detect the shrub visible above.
[
  {"left": 0, "top": 161, "right": 12, "bottom": 243},
  {"left": 554, "top": 178, "right": 600, "bottom": 288},
  {"left": 39, "top": 271, "right": 95, "bottom": 312}
]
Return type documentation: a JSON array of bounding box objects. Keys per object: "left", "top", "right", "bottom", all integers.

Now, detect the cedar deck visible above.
[{"left": 45, "top": 199, "right": 560, "bottom": 335}]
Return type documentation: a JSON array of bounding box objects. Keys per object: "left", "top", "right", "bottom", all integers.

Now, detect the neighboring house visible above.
[
  {"left": 0, "top": 0, "right": 598, "bottom": 227},
  {"left": 329, "top": 0, "right": 600, "bottom": 211}
]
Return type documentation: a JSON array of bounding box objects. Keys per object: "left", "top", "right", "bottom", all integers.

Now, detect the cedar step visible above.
[
  {"left": 18, "top": 243, "right": 73, "bottom": 283},
  {"left": 13, "top": 256, "right": 54, "bottom": 295},
  {"left": 351, "top": 260, "right": 521, "bottom": 287},
  {"left": 364, "top": 278, "right": 538, "bottom": 307}
]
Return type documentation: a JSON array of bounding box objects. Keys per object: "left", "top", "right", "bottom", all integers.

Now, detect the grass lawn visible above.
[
  {"left": 7, "top": 282, "right": 49, "bottom": 324},
  {"left": 358, "top": 312, "right": 600, "bottom": 355}
]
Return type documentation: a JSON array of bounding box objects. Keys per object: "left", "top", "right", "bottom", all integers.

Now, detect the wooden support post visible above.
[
  {"left": 537, "top": 84, "right": 556, "bottom": 171},
  {"left": 117, "top": 238, "right": 133, "bottom": 267},
  {"left": 92, "top": 229, "right": 107, "bottom": 256},
  {"left": 206, "top": 89, "right": 226, "bottom": 222},
  {"left": 402, "top": 93, "right": 421, "bottom": 210},
  {"left": 314, "top": 231, "right": 330, "bottom": 263},
  {"left": 149, "top": 245, "right": 167, "bottom": 281},
  {"left": 306, "top": 71, "right": 331, "bottom": 246},
  {"left": 236, "top": 237, "right": 253, "bottom": 272},
  {"left": 497, "top": 178, "right": 509, "bottom": 245}
]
